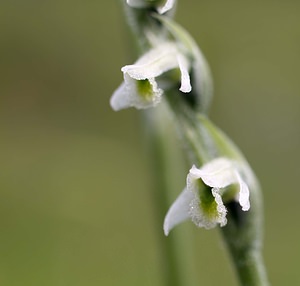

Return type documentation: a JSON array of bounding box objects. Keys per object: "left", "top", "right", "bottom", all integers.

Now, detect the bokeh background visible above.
[{"left": 1, "top": 1, "right": 299, "bottom": 285}]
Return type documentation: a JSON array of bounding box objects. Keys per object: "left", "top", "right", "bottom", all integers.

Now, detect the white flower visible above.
[
  {"left": 163, "top": 157, "right": 250, "bottom": 236},
  {"left": 110, "top": 42, "right": 191, "bottom": 111},
  {"left": 126, "top": 0, "right": 175, "bottom": 14}
]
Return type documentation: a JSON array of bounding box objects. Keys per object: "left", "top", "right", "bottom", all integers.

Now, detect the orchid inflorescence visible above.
[
  {"left": 111, "top": 1, "right": 268, "bottom": 284},
  {"left": 110, "top": 0, "right": 257, "bottom": 236}
]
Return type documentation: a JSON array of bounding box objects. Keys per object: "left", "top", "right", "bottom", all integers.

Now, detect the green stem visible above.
[
  {"left": 142, "top": 106, "right": 192, "bottom": 286},
  {"left": 220, "top": 186, "right": 269, "bottom": 286},
  {"left": 226, "top": 246, "right": 268, "bottom": 286},
  {"left": 148, "top": 138, "right": 182, "bottom": 286}
]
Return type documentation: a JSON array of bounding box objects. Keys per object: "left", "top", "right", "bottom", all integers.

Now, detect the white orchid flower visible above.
[
  {"left": 126, "top": 0, "right": 175, "bottom": 14},
  {"left": 110, "top": 42, "right": 191, "bottom": 111},
  {"left": 163, "top": 157, "right": 250, "bottom": 236}
]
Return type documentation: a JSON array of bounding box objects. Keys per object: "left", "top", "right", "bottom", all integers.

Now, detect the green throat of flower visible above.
[
  {"left": 197, "top": 180, "right": 219, "bottom": 219},
  {"left": 137, "top": 79, "right": 154, "bottom": 101}
]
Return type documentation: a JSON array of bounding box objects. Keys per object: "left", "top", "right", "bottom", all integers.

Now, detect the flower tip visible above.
[
  {"left": 163, "top": 188, "right": 193, "bottom": 236},
  {"left": 163, "top": 221, "right": 170, "bottom": 236},
  {"left": 242, "top": 204, "right": 250, "bottom": 212},
  {"left": 241, "top": 200, "right": 250, "bottom": 211},
  {"left": 189, "top": 164, "right": 200, "bottom": 175},
  {"left": 110, "top": 96, "right": 119, "bottom": 111},
  {"left": 157, "top": 6, "right": 169, "bottom": 15},
  {"left": 179, "top": 83, "right": 192, "bottom": 93},
  {"left": 110, "top": 94, "right": 120, "bottom": 111},
  {"left": 177, "top": 54, "right": 192, "bottom": 93},
  {"left": 110, "top": 83, "right": 130, "bottom": 111},
  {"left": 163, "top": 209, "right": 175, "bottom": 236},
  {"left": 237, "top": 173, "right": 251, "bottom": 211},
  {"left": 157, "top": 0, "right": 175, "bottom": 14}
]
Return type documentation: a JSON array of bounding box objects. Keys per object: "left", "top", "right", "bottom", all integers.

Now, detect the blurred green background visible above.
[{"left": 1, "top": 1, "right": 299, "bottom": 285}]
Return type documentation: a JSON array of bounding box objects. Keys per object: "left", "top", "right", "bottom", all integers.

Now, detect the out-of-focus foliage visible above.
[{"left": 0, "top": 1, "right": 299, "bottom": 285}]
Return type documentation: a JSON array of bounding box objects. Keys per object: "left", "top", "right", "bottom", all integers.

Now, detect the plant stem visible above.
[
  {"left": 221, "top": 231, "right": 269, "bottom": 286},
  {"left": 147, "top": 123, "right": 182, "bottom": 286},
  {"left": 142, "top": 105, "right": 194, "bottom": 286},
  {"left": 228, "top": 248, "right": 268, "bottom": 286},
  {"left": 220, "top": 199, "right": 269, "bottom": 286}
]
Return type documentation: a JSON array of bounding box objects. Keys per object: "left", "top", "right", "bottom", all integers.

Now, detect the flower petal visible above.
[
  {"left": 177, "top": 54, "right": 192, "bottom": 93},
  {"left": 190, "top": 158, "right": 237, "bottom": 188},
  {"left": 128, "top": 77, "right": 162, "bottom": 109},
  {"left": 122, "top": 43, "right": 180, "bottom": 80},
  {"left": 211, "top": 188, "right": 227, "bottom": 227},
  {"left": 189, "top": 186, "right": 227, "bottom": 229},
  {"left": 110, "top": 82, "right": 131, "bottom": 111},
  {"left": 236, "top": 172, "right": 250, "bottom": 211},
  {"left": 152, "top": 15, "right": 214, "bottom": 111},
  {"left": 110, "top": 75, "right": 163, "bottom": 111},
  {"left": 163, "top": 188, "right": 194, "bottom": 236}
]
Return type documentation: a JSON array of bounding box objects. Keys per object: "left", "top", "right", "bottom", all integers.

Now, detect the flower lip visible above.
[{"left": 110, "top": 75, "right": 163, "bottom": 111}]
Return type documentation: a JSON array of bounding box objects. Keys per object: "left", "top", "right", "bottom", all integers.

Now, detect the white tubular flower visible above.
[
  {"left": 126, "top": 0, "right": 175, "bottom": 14},
  {"left": 163, "top": 158, "right": 250, "bottom": 236},
  {"left": 110, "top": 42, "right": 191, "bottom": 111}
]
